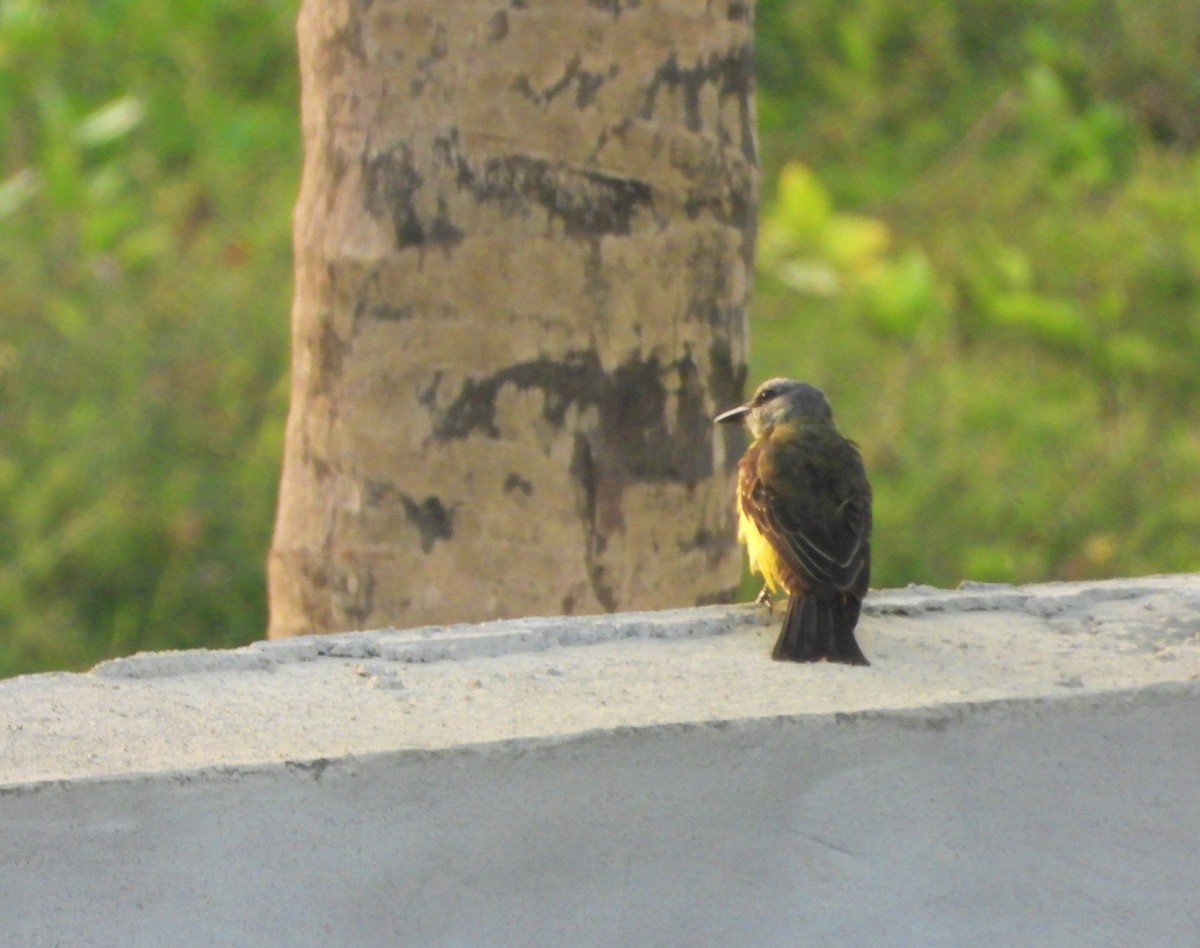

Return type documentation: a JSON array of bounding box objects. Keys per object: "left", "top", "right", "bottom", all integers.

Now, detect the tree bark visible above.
[{"left": 268, "top": 0, "right": 757, "bottom": 637}]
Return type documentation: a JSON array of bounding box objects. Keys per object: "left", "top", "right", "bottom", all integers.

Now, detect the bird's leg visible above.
[{"left": 754, "top": 585, "right": 773, "bottom": 613}]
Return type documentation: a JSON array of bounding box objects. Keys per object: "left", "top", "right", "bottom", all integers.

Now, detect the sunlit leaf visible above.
[
  {"left": 987, "top": 292, "right": 1092, "bottom": 348},
  {"left": 0, "top": 168, "right": 40, "bottom": 217},
  {"left": 75, "top": 96, "right": 145, "bottom": 148}
]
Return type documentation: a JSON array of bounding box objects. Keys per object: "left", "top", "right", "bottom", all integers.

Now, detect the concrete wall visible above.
[{"left": 2, "top": 575, "right": 1199, "bottom": 946}]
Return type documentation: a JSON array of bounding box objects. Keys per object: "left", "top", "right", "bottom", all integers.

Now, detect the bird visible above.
[{"left": 715, "top": 378, "right": 872, "bottom": 665}]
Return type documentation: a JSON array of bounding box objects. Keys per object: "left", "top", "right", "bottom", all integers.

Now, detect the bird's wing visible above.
[{"left": 739, "top": 433, "right": 871, "bottom": 595}]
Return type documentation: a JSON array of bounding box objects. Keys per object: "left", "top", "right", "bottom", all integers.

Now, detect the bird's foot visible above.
[{"left": 754, "top": 585, "right": 773, "bottom": 613}]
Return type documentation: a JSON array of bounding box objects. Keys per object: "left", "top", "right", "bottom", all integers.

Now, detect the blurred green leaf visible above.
[
  {"left": 860, "top": 250, "right": 940, "bottom": 340},
  {"left": 823, "top": 214, "right": 890, "bottom": 273},
  {"left": 0, "top": 168, "right": 39, "bottom": 216},
  {"left": 987, "top": 292, "right": 1092, "bottom": 348},
  {"left": 1104, "top": 332, "right": 1159, "bottom": 374},
  {"left": 74, "top": 95, "right": 144, "bottom": 148}
]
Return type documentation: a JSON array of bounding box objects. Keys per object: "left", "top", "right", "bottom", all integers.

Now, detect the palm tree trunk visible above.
[{"left": 268, "top": 0, "right": 757, "bottom": 636}]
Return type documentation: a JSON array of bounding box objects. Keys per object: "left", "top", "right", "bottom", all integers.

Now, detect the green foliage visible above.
[
  {"left": 754, "top": 0, "right": 1200, "bottom": 590},
  {"left": 1, "top": 0, "right": 1198, "bottom": 677},
  {"left": 0, "top": 0, "right": 297, "bottom": 674}
]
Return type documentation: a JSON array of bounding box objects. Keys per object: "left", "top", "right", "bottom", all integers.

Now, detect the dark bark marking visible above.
[
  {"left": 363, "top": 479, "right": 396, "bottom": 507},
  {"left": 427, "top": 195, "right": 465, "bottom": 248},
  {"left": 678, "top": 526, "right": 729, "bottom": 567},
  {"left": 571, "top": 435, "right": 618, "bottom": 611},
  {"left": 708, "top": 338, "right": 748, "bottom": 473},
  {"left": 684, "top": 234, "right": 732, "bottom": 326},
  {"left": 668, "top": 351, "right": 711, "bottom": 484},
  {"left": 362, "top": 146, "right": 425, "bottom": 248},
  {"left": 466, "top": 154, "right": 652, "bottom": 238},
  {"left": 325, "top": 140, "right": 351, "bottom": 206},
  {"left": 373, "top": 130, "right": 649, "bottom": 248},
  {"left": 430, "top": 129, "right": 652, "bottom": 237},
  {"left": 325, "top": 14, "right": 367, "bottom": 70},
  {"left": 309, "top": 455, "right": 332, "bottom": 481},
  {"left": 410, "top": 23, "right": 449, "bottom": 97},
  {"left": 680, "top": 162, "right": 756, "bottom": 232},
  {"left": 362, "top": 146, "right": 464, "bottom": 251},
  {"left": 726, "top": 0, "right": 751, "bottom": 22},
  {"left": 708, "top": 337, "right": 746, "bottom": 410},
  {"left": 428, "top": 350, "right": 731, "bottom": 611},
  {"left": 432, "top": 376, "right": 502, "bottom": 440},
  {"left": 488, "top": 10, "right": 509, "bottom": 42},
  {"left": 731, "top": 45, "right": 759, "bottom": 165},
  {"left": 348, "top": 264, "right": 425, "bottom": 323},
  {"left": 433, "top": 127, "right": 469, "bottom": 180},
  {"left": 575, "top": 68, "right": 613, "bottom": 109},
  {"left": 399, "top": 494, "right": 456, "bottom": 553},
  {"left": 512, "top": 57, "right": 616, "bottom": 109},
  {"left": 587, "top": 0, "right": 641, "bottom": 16},
  {"left": 680, "top": 226, "right": 755, "bottom": 334},
  {"left": 583, "top": 238, "right": 611, "bottom": 319},
  {"left": 600, "top": 352, "right": 705, "bottom": 487},
  {"left": 340, "top": 569, "right": 376, "bottom": 627},
  {"left": 311, "top": 317, "right": 350, "bottom": 398},
  {"left": 417, "top": 371, "right": 443, "bottom": 408},
  {"left": 364, "top": 480, "right": 456, "bottom": 554},
  {"left": 356, "top": 300, "right": 413, "bottom": 322},
  {"left": 504, "top": 473, "right": 534, "bottom": 496},
  {"left": 640, "top": 46, "right": 757, "bottom": 163},
  {"left": 431, "top": 350, "right": 716, "bottom": 485},
  {"left": 299, "top": 557, "right": 336, "bottom": 630},
  {"left": 298, "top": 552, "right": 376, "bottom": 630}
]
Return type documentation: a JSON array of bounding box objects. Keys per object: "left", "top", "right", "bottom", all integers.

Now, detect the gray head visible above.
[{"left": 714, "top": 378, "right": 833, "bottom": 438}]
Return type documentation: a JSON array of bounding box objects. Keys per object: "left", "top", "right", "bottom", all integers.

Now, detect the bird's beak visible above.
[{"left": 714, "top": 404, "right": 751, "bottom": 424}]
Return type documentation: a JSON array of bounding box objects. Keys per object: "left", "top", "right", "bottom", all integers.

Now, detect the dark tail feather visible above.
[{"left": 772, "top": 593, "right": 869, "bottom": 666}]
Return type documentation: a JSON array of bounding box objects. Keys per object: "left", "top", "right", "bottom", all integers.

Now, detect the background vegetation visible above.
[{"left": 2, "top": 0, "right": 1198, "bottom": 676}]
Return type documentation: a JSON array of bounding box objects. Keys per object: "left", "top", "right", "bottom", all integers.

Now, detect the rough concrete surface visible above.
[{"left": 2, "top": 575, "right": 1199, "bottom": 946}]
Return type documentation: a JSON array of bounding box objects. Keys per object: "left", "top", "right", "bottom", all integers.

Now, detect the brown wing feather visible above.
[{"left": 739, "top": 425, "right": 871, "bottom": 599}]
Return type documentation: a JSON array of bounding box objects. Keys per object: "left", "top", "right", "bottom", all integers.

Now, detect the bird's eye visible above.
[{"left": 754, "top": 387, "right": 776, "bottom": 405}]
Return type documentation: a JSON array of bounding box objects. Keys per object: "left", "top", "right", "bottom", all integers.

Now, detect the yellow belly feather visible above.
[{"left": 736, "top": 493, "right": 788, "bottom": 593}]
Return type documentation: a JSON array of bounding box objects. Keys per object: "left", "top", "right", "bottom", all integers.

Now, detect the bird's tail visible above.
[{"left": 772, "top": 593, "right": 869, "bottom": 665}]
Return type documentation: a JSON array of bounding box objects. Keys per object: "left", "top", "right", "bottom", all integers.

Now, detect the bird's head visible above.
[{"left": 714, "top": 377, "right": 833, "bottom": 438}]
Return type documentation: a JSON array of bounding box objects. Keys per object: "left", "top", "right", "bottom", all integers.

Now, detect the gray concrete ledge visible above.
[
  {"left": 3, "top": 574, "right": 1198, "bottom": 786},
  {"left": 2, "top": 574, "right": 1199, "bottom": 946}
]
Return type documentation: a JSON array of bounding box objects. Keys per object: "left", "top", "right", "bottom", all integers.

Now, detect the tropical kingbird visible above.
[{"left": 715, "top": 378, "right": 872, "bottom": 665}]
